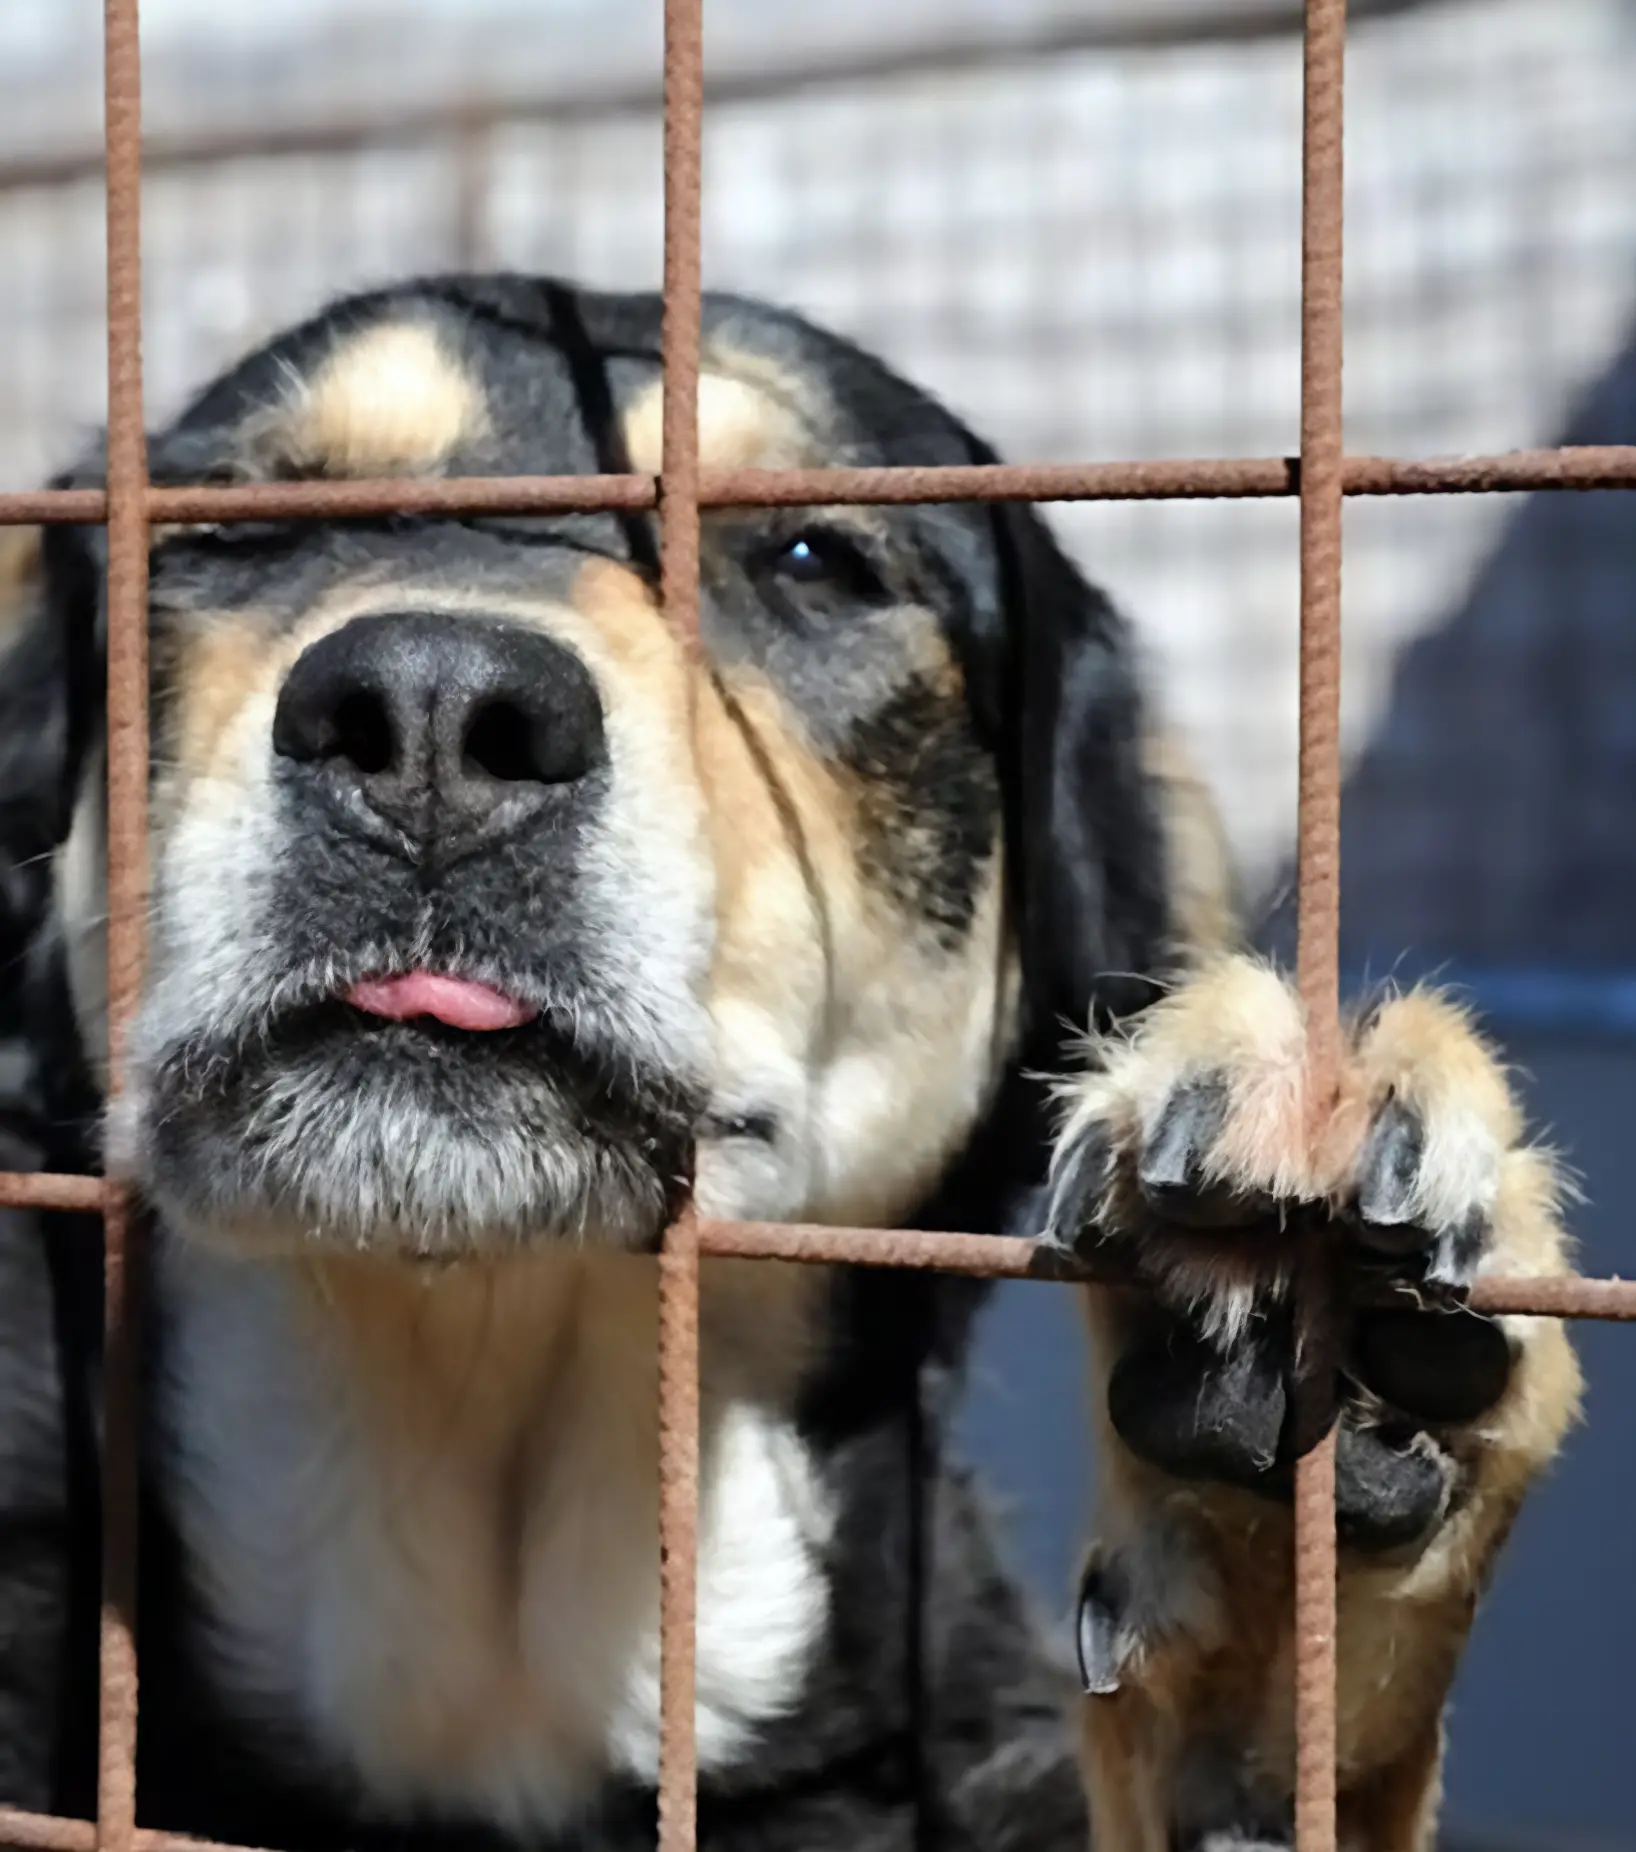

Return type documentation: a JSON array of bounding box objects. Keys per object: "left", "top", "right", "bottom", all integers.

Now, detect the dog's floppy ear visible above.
[
  {"left": 0, "top": 518, "right": 105, "bottom": 931},
  {"left": 981, "top": 491, "right": 1173, "bottom": 1058}
]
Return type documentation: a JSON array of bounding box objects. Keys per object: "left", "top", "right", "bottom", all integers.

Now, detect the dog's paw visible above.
[
  {"left": 1041, "top": 960, "right": 1519, "bottom": 1322},
  {"left": 1058, "top": 965, "right": 1581, "bottom": 1852},
  {"left": 1040, "top": 957, "right": 1566, "bottom": 1550}
]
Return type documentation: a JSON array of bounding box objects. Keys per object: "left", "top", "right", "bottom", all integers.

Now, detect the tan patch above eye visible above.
[
  {"left": 621, "top": 369, "right": 819, "bottom": 476},
  {"left": 270, "top": 323, "right": 488, "bottom": 479}
]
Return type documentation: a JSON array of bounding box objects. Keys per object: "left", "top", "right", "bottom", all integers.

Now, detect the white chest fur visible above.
[{"left": 158, "top": 1242, "right": 833, "bottom": 1830}]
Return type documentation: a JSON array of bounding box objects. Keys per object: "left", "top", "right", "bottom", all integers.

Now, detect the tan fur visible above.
[
  {"left": 1080, "top": 1687, "right": 1173, "bottom": 1852},
  {"left": 568, "top": 555, "right": 696, "bottom": 687},
  {"left": 620, "top": 350, "right": 825, "bottom": 477},
  {"left": 694, "top": 656, "right": 1016, "bottom": 1230},
  {"left": 301, "top": 1248, "right": 819, "bottom": 1476},
  {"left": 1337, "top": 1727, "right": 1445, "bottom": 1852},
  {"left": 294, "top": 1252, "right": 606, "bottom": 1777},
  {"left": 260, "top": 322, "right": 489, "bottom": 478},
  {"left": 153, "top": 616, "right": 280, "bottom": 825},
  {"left": 1068, "top": 950, "right": 1583, "bottom": 1852}
]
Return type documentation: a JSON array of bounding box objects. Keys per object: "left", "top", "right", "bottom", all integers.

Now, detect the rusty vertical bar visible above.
[
  {"left": 1297, "top": 2, "right": 1346, "bottom": 1036},
  {"left": 656, "top": 3, "right": 705, "bottom": 1851},
  {"left": 99, "top": 2, "right": 148, "bottom": 1850},
  {"left": 656, "top": 1204, "right": 701, "bottom": 1852},
  {"left": 659, "top": 0, "right": 704, "bottom": 652},
  {"left": 1294, "top": 1, "right": 1346, "bottom": 1850}
]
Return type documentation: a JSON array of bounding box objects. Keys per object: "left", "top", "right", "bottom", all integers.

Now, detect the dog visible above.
[{"left": 0, "top": 275, "right": 1580, "bottom": 1852}]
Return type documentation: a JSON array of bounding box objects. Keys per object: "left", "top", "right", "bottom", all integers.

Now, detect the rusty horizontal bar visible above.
[
  {"left": 698, "top": 1218, "right": 1047, "bottom": 1276},
  {"left": 1342, "top": 447, "right": 1636, "bottom": 494},
  {"left": 710, "top": 447, "right": 1636, "bottom": 504},
  {"left": 706, "top": 460, "right": 1298, "bottom": 505},
  {"left": 3, "top": 448, "right": 1635, "bottom": 532},
  {"left": 698, "top": 1220, "right": 1636, "bottom": 1317},
  {"left": 0, "top": 490, "right": 111, "bottom": 525},
  {"left": 0, "top": 1181, "right": 1628, "bottom": 1315},
  {"left": 148, "top": 476, "right": 656, "bottom": 522},
  {"left": 1468, "top": 1275, "right": 1636, "bottom": 1319},
  {"left": 0, "top": 1808, "right": 97, "bottom": 1852},
  {"left": 0, "top": 1805, "right": 276, "bottom": 1852},
  {"left": 0, "top": 1172, "right": 107, "bottom": 1213}
]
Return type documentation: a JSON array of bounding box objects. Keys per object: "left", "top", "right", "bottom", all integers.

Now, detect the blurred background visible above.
[{"left": 1, "top": 0, "right": 1634, "bottom": 1843}]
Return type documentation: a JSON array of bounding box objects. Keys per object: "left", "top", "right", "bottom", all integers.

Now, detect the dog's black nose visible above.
[{"left": 273, "top": 612, "right": 606, "bottom": 846}]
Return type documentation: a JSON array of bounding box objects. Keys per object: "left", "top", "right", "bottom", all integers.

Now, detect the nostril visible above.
[
  {"left": 461, "top": 696, "right": 597, "bottom": 786},
  {"left": 463, "top": 700, "right": 540, "bottom": 783},
  {"left": 332, "top": 690, "right": 395, "bottom": 775},
  {"left": 272, "top": 646, "right": 398, "bottom": 775}
]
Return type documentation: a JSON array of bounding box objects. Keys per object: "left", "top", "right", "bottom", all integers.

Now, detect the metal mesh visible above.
[
  {"left": 5, "top": 2, "right": 1636, "bottom": 893},
  {"left": 0, "top": 4, "right": 1634, "bottom": 1852}
]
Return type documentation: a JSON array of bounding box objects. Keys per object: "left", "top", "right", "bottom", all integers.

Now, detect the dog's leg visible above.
[{"left": 1041, "top": 956, "right": 1582, "bottom": 1852}]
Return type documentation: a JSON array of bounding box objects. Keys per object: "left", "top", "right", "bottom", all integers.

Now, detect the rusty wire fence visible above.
[
  {"left": 4, "top": 0, "right": 1635, "bottom": 900},
  {"left": 0, "top": 3, "right": 1634, "bottom": 1852}
]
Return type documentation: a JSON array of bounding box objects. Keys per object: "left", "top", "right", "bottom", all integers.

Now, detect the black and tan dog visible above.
[{"left": 0, "top": 277, "right": 1579, "bottom": 1852}]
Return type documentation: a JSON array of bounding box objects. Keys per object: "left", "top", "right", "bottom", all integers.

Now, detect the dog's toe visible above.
[
  {"left": 1342, "top": 992, "right": 1516, "bottom": 1294},
  {"left": 1351, "top": 1094, "right": 1493, "bottom": 1292}
]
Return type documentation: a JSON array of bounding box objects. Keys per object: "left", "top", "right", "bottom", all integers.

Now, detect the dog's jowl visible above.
[{"left": 0, "top": 277, "right": 1580, "bottom": 1852}]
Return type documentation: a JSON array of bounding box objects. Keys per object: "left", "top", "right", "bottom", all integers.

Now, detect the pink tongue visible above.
[{"left": 344, "top": 973, "right": 535, "bottom": 1032}]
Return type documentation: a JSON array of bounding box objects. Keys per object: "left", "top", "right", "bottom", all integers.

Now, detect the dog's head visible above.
[{"left": 0, "top": 277, "right": 1174, "bottom": 1257}]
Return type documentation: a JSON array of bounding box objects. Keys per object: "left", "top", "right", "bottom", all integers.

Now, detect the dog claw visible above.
[
  {"left": 1076, "top": 1561, "right": 1132, "bottom": 1696},
  {"left": 1139, "top": 1078, "right": 1276, "bottom": 1228},
  {"left": 1041, "top": 1119, "right": 1116, "bottom": 1259},
  {"left": 1354, "top": 1097, "right": 1426, "bottom": 1253}
]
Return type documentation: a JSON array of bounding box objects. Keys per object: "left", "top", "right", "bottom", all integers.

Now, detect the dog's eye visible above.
[{"left": 764, "top": 529, "right": 888, "bottom": 602}]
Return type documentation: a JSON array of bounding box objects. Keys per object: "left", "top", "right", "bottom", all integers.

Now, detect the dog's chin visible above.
[{"left": 117, "top": 1002, "right": 699, "bottom": 1260}]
